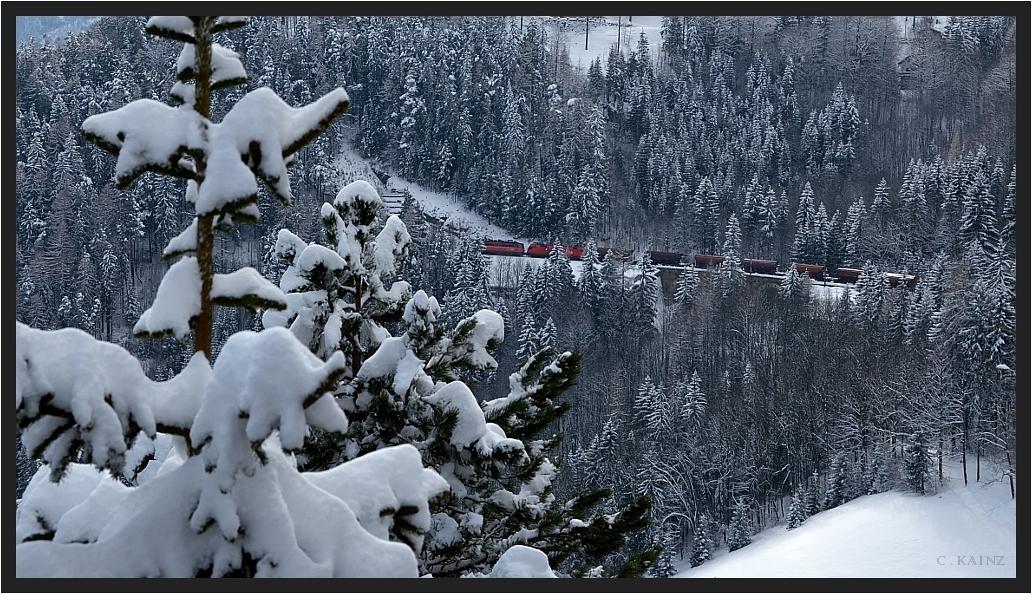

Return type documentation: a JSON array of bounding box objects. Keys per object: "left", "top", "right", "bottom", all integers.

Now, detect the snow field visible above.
[{"left": 676, "top": 460, "right": 1016, "bottom": 578}]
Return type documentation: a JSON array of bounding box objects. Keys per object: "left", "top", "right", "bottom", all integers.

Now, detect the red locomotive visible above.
[
  {"left": 482, "top": 240, "right": 525, "bottom": 256},
  {"left": 525, "top": 243, "right": 584, "bottom": 259}
]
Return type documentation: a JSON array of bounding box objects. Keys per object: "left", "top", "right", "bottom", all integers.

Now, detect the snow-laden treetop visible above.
[{"left": 81, "top": 87, "right": 350, "bottom": 213}]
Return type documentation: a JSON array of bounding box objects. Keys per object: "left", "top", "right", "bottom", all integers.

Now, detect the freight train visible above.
[{"left": 480, "top": 241, "right": 916, "bottom": 287}]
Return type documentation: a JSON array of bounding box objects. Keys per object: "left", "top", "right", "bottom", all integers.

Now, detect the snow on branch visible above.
[
  {"left": 163, "top": 217, "right": 199, "bottom": 259},
  {"left": 17, "top": 445, "right": 428, "bottom": 577},
  {"left": 425, "top": 309, "right": 504, "bottom": 378},
  {"left": 144, "top": 16, "right": 247, "bottom": 44},
  {"left": 145, "top": 16, "right": 198, "bottom": 43},
  {"left": 206, "top": 87, "right": 350, "bottom": 210},
  {"left": 305, "top": 444, "right": 450, "bottom": 552},
  {"left": 189, "top": 329, "right": 347, "bottom": 482},
  {"left": 176, "top": 43, "right": 247, "bottom": 90},
  {"left": 15, "top": 323, "right": 209, "bottom": 479},
  {"left": 81, "top": 100, "right": 205, "bottom": 189},
  {"left": 133, "top": 256, "right": 202, "bottom": 340},
  {"left": 211, "top": 267, "right": 288, "bottom": 313}
]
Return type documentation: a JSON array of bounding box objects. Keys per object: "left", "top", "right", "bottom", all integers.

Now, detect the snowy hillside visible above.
[
  {"left": 675, "top": 460, "right": 1016, "bottom": 578},
  {"left": 529, "top": 16, "right": 667, "bottom": 71}
]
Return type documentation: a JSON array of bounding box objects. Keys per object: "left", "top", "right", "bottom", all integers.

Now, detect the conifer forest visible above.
[{"left": 14, "top": 15, "right": 1017, "bottom": 578}]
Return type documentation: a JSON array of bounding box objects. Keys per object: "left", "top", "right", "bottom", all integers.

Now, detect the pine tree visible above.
[
  {"left": 266, "top": 185, "right": 651, "bottom": 577},
  {"left": 844, "top": 197, "right": 867, "bottom": 267},
  {"left": 958, "top": 168, "right": 999, "bottom": 256},
  {"left": 17, "top": 16, "right": 453, "bottom": 578},
  {"left": 650, "top": 525, "right": 680, "bottom": 578},
  {"left": 1001, "top": 165, "right": 1015, "bottom": 258},
  {"left": 871, "top": 177, "right": 892, "bottom": 230},
  {"left": 674, "top": 265, "right": 698, "bottom": 308},
  {"left": 719, "top": 214, "right": 745, "bottom": 293},
  {"left": 694, "top": 176, "right": 721, "bottom": 253},
  {"left": 577, "top": 239, "right": 606, "bottom": 314},
  {"left": 864, "top": 443, "right": 891, "bottom": 494},
  {"left": 677, "top": 371, "right": 707, "bottom": 428},
  {"left": 443, "top": 234, "right": 492, "bottom": 324},
  {"left": 822, "top": 452, "right": 850, "bottom": 510},
  {"left": 726, "top": 499, "right": 753, "bottom": 552},
  {"left": 903, "top": 432, "right": 932, "bottom": 494},
  {"left": 630, "top": 252, "right": 660, "bottom": 332},
  {"left": 852, "top": 261, "right": 885, "bottom": 326},
  {"left": 786, "top": 490, "right": 806, "bottom": 529},
  {"left": 804, "top": 471, "right": 821, "bottom": 517},
  {"left": 793, "top": 181, "right": 820, "bottom": 264},
  {"left": 688, "top": 527, "right": 711, "bottom": 567},
  {"left": 537, "top": 316, "right": 558, "bottom": 352},
  {"left": 516, "top": 311, "right": 540, "bottom": 362},
  {"left": 262, "top": 180, "right": 411, "bottom": 368},
  {"left": 779, "top": 263, "right": 808, "bottom": 301}
]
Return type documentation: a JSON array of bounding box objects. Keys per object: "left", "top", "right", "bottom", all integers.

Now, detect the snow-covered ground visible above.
[
  {"left": 384, "top": 176, "right": 521, "bottom": 243},
  {"left": 531, "top": 16, "right": 666, "bottom": 72},
  {"left": 675, "top": 459, "right": 1016, "bottom": 578}
]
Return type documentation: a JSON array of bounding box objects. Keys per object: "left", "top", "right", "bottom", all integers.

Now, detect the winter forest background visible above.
[{"left": 14, "top": 15, "right": 1016, "bottom": 578}]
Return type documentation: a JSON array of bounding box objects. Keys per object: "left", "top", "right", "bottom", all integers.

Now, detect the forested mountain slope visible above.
[{"left": 15, "top": 15, "right": 1016, "bottom": 574}]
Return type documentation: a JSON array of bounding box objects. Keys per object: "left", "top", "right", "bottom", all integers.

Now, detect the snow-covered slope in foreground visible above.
[{"left": 677, "top": 461, "right": 1016, "bottom": 578}]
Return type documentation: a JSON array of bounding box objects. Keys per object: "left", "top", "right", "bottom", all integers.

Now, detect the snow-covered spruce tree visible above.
[
  {"left": 726, "top": 499, "right": 753, "bottom": 552},
  {"left": 803, "top": 471, "right": 821, "bottom": 518},
  {"left": 264, "top": 185, "right": 653, "bottom": 576},
  {"left": 822, "top": 451, "right": 850, "bottom": 510},
  {"left": 778, "top": 262, "right": 808, "bottom": 302},
  {"left": 903, "top": 432, "right": 932, "bottom": 494},
  {"left": 718, "top": 213, "right": 746, "bottom": 295},
  {"left": 688, "top": 514, "right": 715, "bottom": 567},
  {"left": 16, "top": 16, "right": 450, "bottom": 578},
  {"left": 785, "top": 489, "right": 806, "bottom": 529},
  {"left": 864, "top": 443, "right": 891, "bottom": 495},
  {"left": 673, "top": 264, "right": 698, "bottom": 309},
  {"left": 649, "top": 524, "right": 679, "bottom": 578}
]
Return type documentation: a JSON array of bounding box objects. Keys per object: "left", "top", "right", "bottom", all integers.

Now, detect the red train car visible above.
[
  {"left": 834, "top": 267, "right": 862, "bottom": 284},
  {"left": 742, "top": 258, "right": 778, "bottom": 274},
  {"left": 482, "top": 240, "right": 525, "bottom": 256},
  {"left": 526, "top": 243, "right": 552, "bottom": 258},
  {"left": 694, "top": 253, "right": 726, "bottom": 268},
  {"left": 648, "top": 250, "right": 683, "bottom": 266},
  {"left": 525, "top": 243, "right": 584, "bottom": 259},
  {"left": 790, "top": 262, "right": 825, "bottom": 281},
  {"left": 565, "top": 245, "right": 585, "bottom": 260}
]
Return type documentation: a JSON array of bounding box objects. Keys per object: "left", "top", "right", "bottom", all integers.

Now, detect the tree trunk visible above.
[{"left": 193, "top": 18, "right": 215, "bottom": 361}]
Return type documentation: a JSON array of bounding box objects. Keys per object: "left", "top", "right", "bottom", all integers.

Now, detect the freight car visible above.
[
  {"left": 694, "top": 253, "right": 726, "bottom": 268},
  {"left": 834, "top": 267, "right": 862, "bottom": 283},
  {"left": 790, "top": 263, "right": 825, "bottom": 281},
  {"left": 742, "top": 258, "right": 778, "bottom": 274},
  {"left": 647, "top": 251, "right": 684, "bottom": 266}
]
